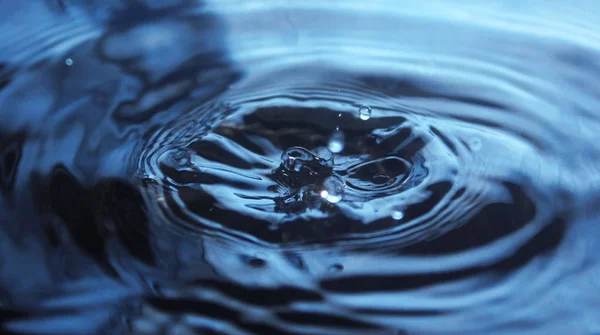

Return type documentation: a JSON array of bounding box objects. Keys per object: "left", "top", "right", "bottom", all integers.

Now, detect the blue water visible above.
[{"left": 2, "top": 1, "right": 600, "bottom": 334}]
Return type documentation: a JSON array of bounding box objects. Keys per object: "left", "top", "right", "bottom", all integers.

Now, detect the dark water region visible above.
[{"left": 2, "top": 0, "right": 600, "bottom": 334}]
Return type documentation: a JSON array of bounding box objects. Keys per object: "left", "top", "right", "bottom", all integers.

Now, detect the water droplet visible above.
[
  {"left": 338, "top": 113, "right": 342, "bottom": 118},
  {"left": 282, "top": 147, "right": 314, "bottom": 172},
  {"left": 391, "top": 208, "right": 404, "bottom": 220},
  {"left": 65, "top": 58, "right": 73, "bottom": 66},
  {"left": 328, "top": 130, "right": 345, "bottom": 153},
  {"left": 469, "top": 137, "right": 482, "bottom": 151},
  {"left": 358, "top": 105, "right": 372, "bottom": 120},
  {"left": 328, "top": 264, "right": 344, "bottom": 273},
  {"left": 321, "top": 176, "right": 344, "bottom": 203}
]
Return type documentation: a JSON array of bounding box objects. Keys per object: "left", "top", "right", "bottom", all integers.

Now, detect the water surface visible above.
[{"left": 1, "top": 1, "right": 600, "bottom": 334}]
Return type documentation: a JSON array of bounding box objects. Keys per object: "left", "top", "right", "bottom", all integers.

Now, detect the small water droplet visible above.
[
  {"left": 391, "top": 208, "right": 404, "bottom": 220},
  {"left": 328, "top": 264, "right": 344, "bottom": 273},
  {"left": 338, "top": 113, "right": 342, "bottom": 118},
  {"left": 358, "top": 105, "right": 372, "bottom": 120},
  {"left": 321, "top": 176, "right": 344, "bottom": 203},
  {"left": 469, "top": 137, "right": 482, "bottom": 151},
  {"left": 328, "top": 130, "right": 345, "bottom": 153},
  {"left": 65, "top": 58, "right": 73, "bottom": 66}
]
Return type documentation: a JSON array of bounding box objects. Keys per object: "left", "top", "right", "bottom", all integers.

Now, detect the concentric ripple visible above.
[
  {"left": 137, "top": 57, "right": 567, "bottom": 252},
  {"left": 124, "top": 3, "right": 600, "bottom": 333}
]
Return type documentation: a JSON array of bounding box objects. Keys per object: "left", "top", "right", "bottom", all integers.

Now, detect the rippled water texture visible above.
[{"left": 2, "top": 1, "right": 600, "bottom": 334}]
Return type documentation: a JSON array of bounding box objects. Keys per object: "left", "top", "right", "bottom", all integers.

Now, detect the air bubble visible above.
[
  {"left": 358, "top": 105, "right": 372, "bottom": 120},
  {"left": 65, "top": 58, "right": 73, "bottom": 66},
  {"left": 321, "top": 176, "right": 344, "bottom": 203},
  {"left": 328, "top": 130, "right": 345, "bottom": 153}
]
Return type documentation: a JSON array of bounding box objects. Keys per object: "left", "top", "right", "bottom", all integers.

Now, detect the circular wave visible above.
[{"left": 137, "top": 57, "right": 569, "bottom": 252}]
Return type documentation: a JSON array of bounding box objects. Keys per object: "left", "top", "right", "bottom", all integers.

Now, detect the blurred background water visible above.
[{"left": 1, "top": 1, "right": 600, "bottom": 334}]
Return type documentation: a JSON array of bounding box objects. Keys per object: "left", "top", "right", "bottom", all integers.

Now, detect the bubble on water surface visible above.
[
  {"left": 320, "top": 176, "right": 344, "bottom": 204},
  {"left": 65, "top": 58, "right": 73, "bottom": 66},
  {"left": 358, "top": 105, "right": 372, "bottom": 120}
]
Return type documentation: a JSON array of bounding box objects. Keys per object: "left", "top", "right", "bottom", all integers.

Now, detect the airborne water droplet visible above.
[
  {"left": 321, "top": 176, "right": 344, "bottom": 203},
  {"left": 65, "top": 58, "right": 73, "bottom": 66},
  {"left": 328, "top": 130, "right": 345, "bottom": 153},
  {"left": 358, "top": 105, "right": 372, "bottom": 120}
]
